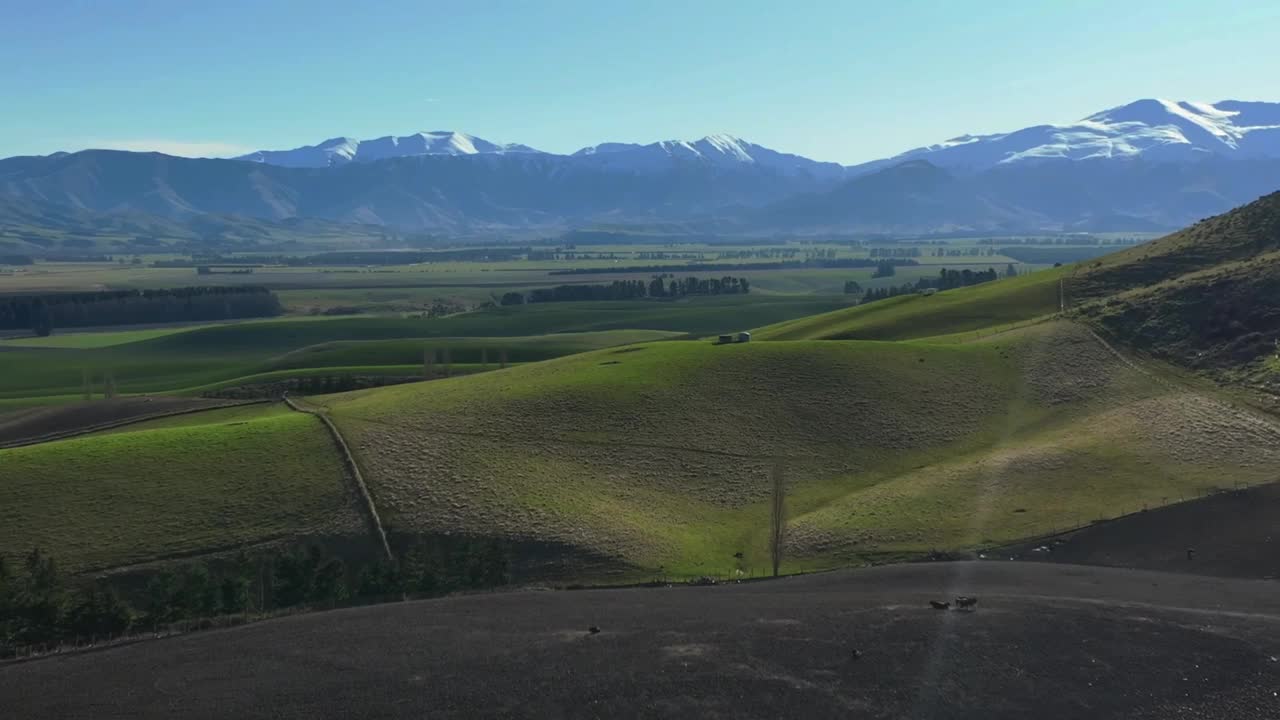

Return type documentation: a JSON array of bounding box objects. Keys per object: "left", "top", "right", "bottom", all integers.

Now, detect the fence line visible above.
[{"left": 282, "top": 394, "right": 393, "bottom": 562}]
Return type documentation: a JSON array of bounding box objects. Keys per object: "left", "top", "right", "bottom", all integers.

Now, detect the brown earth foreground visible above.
[
  {"left": 1004, "top": 482, "right": 1280, "bottom": 579},
  {"left": 3, "top": 562, "right": 1277, "bottom": 719}
]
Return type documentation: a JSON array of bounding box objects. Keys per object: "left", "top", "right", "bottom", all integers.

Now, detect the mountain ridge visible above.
[{"left": 4, "top": 99, "right": 1280, "bottom": 234}]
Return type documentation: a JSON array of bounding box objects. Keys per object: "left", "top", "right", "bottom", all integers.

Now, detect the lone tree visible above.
[{"left": 769, "top": 462, "right": 786, "bottom": 577}]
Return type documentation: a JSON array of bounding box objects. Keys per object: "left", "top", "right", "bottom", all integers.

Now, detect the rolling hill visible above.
[
  {"left": 0, "top": 404, "right": 364, "bottom": 573},
  {"left": 310, "top": 320, "right": 1280, "bottom": 578},
  {"left": 758, "top": 189, "right": 1280, "bottom": 392},
  {"left": 7, "top": 191, "right": 1280, "bottom": 581}
]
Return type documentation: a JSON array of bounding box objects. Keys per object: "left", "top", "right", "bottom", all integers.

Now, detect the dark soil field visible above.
[
  {"left": 1005, "top": 483, "right": 1280, "bottom": 579},
  {"left": 0, "top": 397, "right": 248, "bottom": 447},
  {"left": 3, "top": 562, "right": 1277, "bottom": 719}
]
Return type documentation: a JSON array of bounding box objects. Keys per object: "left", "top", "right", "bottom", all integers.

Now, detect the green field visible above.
[
  {"left": 308, "top": 320, "right": 1277, "bottom": 578},
  {"left": 2, "top": 295, "right": 854, "bottom": 402},
  {"left": 0, "top": 404, "right": 365, "bottom": 572},
  {"left": 6, "top": 220, "right": 1273, "bottom": 581}
]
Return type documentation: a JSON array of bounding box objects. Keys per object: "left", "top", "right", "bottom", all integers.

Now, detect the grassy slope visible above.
[
  {"left": 754, "top": 266, "right": 1066, "bottom": 341},
  {"left": 0, "top": 404, "right": 364, "bottom": 572},
  {"left": 318, "top": 321, "right": 1280, "bottom": 577},
  {"left": 0, "top": 296, "right": 853, "bottom": 401}
]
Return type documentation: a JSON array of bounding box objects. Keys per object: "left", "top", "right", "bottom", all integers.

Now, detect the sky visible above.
[{"left": 2, "top": 0, "right": 1278, "bottom": 164}]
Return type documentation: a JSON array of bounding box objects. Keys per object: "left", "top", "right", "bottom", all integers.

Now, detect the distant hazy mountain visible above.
[
  {"left": 756, "top": 155, "right": 1280, "bottom": 233},
  {"left": 237, "top": 131, "right": 544, "bottom": 168},
  {"left": 850, "top": 99, "right": 1280, "bottom": 174},
  {"left": 4, "top": 99, "right": 1279, "bottom": 235},
  {"left": 0, "top": 149, "right": 833, "bottom": 230}
]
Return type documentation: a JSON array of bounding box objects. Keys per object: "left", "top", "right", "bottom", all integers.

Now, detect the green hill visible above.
[
  {"left": 757, "top": 191, "right": 1280, "bottom": 397},
  {"left": 754, "top": 267, "right": 1067, "bottom": 341},
  {"left": 0, "top": 404, "right": 365, "bottom": 572},
  {"left": 315, "top": 321, "right": 1280, "bottom": 578}
]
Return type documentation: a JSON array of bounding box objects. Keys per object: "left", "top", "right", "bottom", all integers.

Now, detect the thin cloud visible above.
[{"left": 86, "top": 139, "right": 255, "bottom": 158}]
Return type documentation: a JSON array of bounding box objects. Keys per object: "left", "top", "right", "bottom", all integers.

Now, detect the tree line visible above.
[
  {"left": 500, "top": 276, "right": 750, "bottom": 305},
  {"left": 1, "top": 540, "right": 510, "bottom": 655},
  {"left": 0, "top": 287, "right": 282, "bottom": 335},
  {"left": 549, "top": 258, "right": 919, "bottom": 276},
  {"left": 858, "top": 267, "right": 1004, "bottom": 303}
]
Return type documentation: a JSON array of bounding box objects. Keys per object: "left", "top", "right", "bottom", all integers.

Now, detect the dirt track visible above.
[{"left": 3, "top": 562, "right": 1277, "bottom": 719}]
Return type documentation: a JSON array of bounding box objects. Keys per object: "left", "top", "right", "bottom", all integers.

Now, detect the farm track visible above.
[
  {"left": 283, "top": 394, "right": 393, "bottom": 561},
  {"left": 0, "top": 398, "right": 268, "bottom": 450}
]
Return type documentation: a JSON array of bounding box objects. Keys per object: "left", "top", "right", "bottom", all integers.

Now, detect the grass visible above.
[
  {"left": 0, "top": 295, "right": 855, "bottom": 402},
  {"left": 1, "top": 326, "right": 206, "bottom": 348},
  {"left": 754, "top": 266, "right": 1067, "bottom": 341},
  {"left": 311, "top": 320, "right": 1277, "bottom": 577},
  {"left": 0, "top": 403, "right": 366, "bottom": 572}
]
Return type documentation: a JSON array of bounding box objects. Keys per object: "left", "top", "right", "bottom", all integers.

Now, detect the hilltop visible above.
[{"left": 757, "top": 189, "right": 1280, "bottom": 394}]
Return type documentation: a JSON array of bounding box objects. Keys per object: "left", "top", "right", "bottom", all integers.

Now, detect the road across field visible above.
[{"left": 3, "top": 562, "right": 1277, "bottom": 719}]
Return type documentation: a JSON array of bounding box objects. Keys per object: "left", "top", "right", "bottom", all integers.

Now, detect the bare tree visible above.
[
  {"left": 423, "top": 348, "right": 435, "bottom": 379},
  {"left": 442, "top": 348, "right": 452, "bottom": 378},
  {"left": 769, "top": 462, "right": 786, "bottom": 577},
  {"left": 499, "top": 348, "right": 508, "bottom": 369}
]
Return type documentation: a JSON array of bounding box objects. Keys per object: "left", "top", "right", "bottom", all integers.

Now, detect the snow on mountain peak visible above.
[
  {"left": 854, "top": 99, "right": 1280, "bottom": 174},
  {"left": 237, "top": 131, "right": 543, "bottom": 168}
]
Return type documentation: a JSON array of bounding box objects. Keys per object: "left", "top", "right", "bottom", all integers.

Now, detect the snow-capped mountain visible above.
[
  {"left": 236, "top": 131, "right": 543, "bottom": 168},
  {"left": 852, "top": 99, "right": 1280, "bottom": 174},
  {"left": 572, "top": 134, "right": 847, "bottom": 180},
  {"left": 241, "top": 131, "right": 846, "bottom": 179}
]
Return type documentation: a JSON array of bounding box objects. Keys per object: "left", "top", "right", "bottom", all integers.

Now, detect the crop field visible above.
[
  {"left": 0, "top": 235, "right": 1134, "bottom": 315},
  {"left": 0, "top": 403, "right": 364, "bottom": 572},
  {"left": 315, "top": 320, "right": 1280, "bottom": 578}
]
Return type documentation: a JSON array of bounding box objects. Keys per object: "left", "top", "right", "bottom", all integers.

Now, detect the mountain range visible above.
[{"left": 2, "top": 98, "right": 1279, "bottom": 239}]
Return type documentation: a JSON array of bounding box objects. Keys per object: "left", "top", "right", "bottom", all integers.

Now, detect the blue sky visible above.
[{"left": 2, "top": 0, "right": 1277, "bottom": 164}]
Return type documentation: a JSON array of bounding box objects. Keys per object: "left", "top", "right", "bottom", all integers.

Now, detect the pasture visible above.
[
  {"left": 316, "top": 320, "right": 1280, "bottom": 578},
  {"left": 0, "top": 403, "right": 363, "bottom": 572},
  {"left": 0, "top": 300, "right": 804, "bottom": 402}
]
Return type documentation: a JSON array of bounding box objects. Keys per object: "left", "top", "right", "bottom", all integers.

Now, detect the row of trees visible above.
[
  {"left": 858, "top": 266, "right": 1005, "bottom": 304},
  {"left": 0, "top": 287, "right": 282, "bottom": 335},
  {"left": 550, "top": 258, "right": 918, "bottom": 276},
  {"left": 500, "top": 276, "right": 750, "bottom": 305},
  {"left": 978, "top": 236, "right": 1144, "bottom": 246},
  {"left": 1, "top": 540, "right": 511, "bottom": 654}
]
